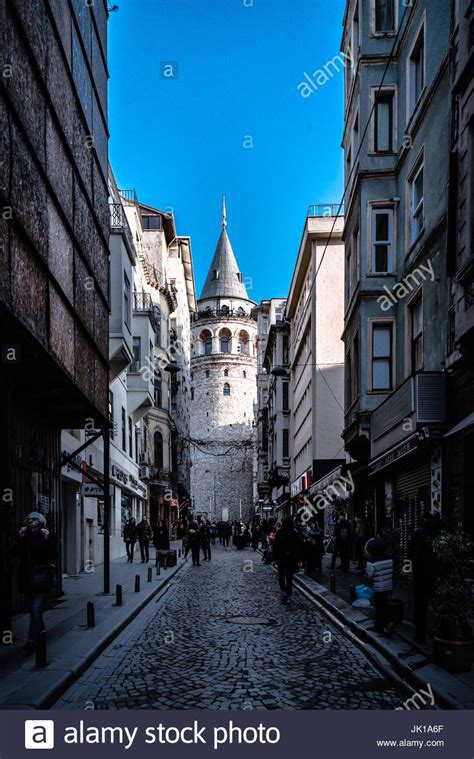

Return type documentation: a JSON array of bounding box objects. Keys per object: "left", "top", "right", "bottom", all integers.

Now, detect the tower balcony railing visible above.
[
  {"left": 192, "top": 308, "right": 257, "bottom": 322},
  {"left": 110, "top": 202, "right": 135, "bottom": 252}
]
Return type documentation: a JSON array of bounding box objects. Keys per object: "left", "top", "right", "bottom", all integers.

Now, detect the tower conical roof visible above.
[{"left": 200, "top": 197, "right": 249, "bottom": 300}]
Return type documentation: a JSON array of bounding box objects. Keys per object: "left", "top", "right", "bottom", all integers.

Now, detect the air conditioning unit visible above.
[{"left": 139, "top": 465, "right": 150, "bottom": 480}]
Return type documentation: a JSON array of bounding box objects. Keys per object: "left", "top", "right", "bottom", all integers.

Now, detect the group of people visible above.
[{"left": 122, "top": 516, "right": 169, "bottom": 563}]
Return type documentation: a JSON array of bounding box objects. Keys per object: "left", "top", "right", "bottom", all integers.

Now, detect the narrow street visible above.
[{"left": 56, "top": 545, "right": 409, "bottom": 710}]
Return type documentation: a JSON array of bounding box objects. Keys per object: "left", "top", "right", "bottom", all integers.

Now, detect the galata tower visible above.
[{"left": 189, "top": 198, "right": 257, "bottom": 523}]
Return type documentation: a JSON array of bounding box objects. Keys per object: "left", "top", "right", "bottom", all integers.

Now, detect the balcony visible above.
[
  {"left": 192, "top": 308, "right": 257, "bottom": 323},
  {"left": 109, "top": 202, "right": 135, "bottom": 254},
  {"left": 370, "top": 372, "right": 446, "bottom": 458},
  {"left": 307, "top": 203, "right": 344, "bottom": 218}
]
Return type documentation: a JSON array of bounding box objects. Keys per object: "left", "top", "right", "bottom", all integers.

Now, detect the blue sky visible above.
[{"left": 108, "top": 0, "right": 346, "bottom": 303}]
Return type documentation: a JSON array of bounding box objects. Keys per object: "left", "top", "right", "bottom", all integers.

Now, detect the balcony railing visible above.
[
  {"left": 371, "top": 372, "right": 446, "bottom": 443},
  {"left": 133, "top": 292, "right": 153, "bottom": 312},
  {"left": 110, "top": 202, "right": 135, "bottom": 252},
  {"left": 192, "top": 308, "right": 257, "bottom": 322},
  {"left": 307, "top": 203, "right": 344, "bottom": 218}
]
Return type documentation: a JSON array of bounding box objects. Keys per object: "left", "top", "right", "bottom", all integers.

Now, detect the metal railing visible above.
[
  {"left": 110, "top": 202, "right": 135, "bottom": 253},
  {"left": 307, "top": 203, "right": 344, "bottom": 218},
  {"left": 133, "top": 292, "right": 153, "bottom": 312},
  {"left": 120, "top": 188, "right": 138, "bottom": 205},
  {"left": 192, "top": 308, "right": 257, "bottom": 322}
]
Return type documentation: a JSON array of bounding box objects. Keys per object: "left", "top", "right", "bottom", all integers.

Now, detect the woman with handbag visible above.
[{"left": 13, "top": 512, "right": 58, "bottom": 655}]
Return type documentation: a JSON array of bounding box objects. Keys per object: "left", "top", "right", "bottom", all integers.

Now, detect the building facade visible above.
[
  {"left": 341, "top": 0, "right": 452, "bottom": 553},
  {"left": 1, "top": 0, "right": 110, "bottom": 615},
  {"left": 190, "top": 200, "right": 257, "bottom": 523},
  {"left": 254, "top": 299, "right": 290, "bottom": 518},
  {"left": 444, "top": 0, "right": 474, "bottom": 536},
  {"left": 286, "top": 206, "right": 346, "bottom": 518}
]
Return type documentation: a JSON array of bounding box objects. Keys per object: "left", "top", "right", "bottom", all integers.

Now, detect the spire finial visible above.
[{"left": 221, "top": 194, "right": 227, "bottom": 228}]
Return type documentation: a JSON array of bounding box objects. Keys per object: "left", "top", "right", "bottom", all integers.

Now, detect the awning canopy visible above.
[{"left": 443, "top": 413, "right": 474, "bottom": 439}]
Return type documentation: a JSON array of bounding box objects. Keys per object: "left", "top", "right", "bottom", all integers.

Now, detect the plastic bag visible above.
[{"left": 354, "top": 583, "right": 374, "bottom": 600}]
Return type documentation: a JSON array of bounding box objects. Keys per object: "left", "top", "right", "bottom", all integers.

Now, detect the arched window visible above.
[
  {"left": 223, "top": 383, "right": 231, "bottom": 397},
  {"left": 154, "top": 430, "right": 164, "bottom": 469},
  {"left": 224, "top": 369, "right": 229, "bottom": 377},
  {"left": 238, "top": 330, "right": 250, "bottom": 355},
  {"left": 200, "top": 329, "right": 212, "bottom": 356},
  {"left": 219, "top": 328, "right": 232, "bottom": 353},
  {"left": 220, "top": 304, "right": 229, "bottom": 315}
]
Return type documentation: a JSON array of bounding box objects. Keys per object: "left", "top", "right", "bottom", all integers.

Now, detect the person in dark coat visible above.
[
  {"left": 200, "top": 520, "right": 212, "bottom": 561},
  {"left": 408, "top": 512, "right": 442, "bottom": 643},
  {"left": 273, "top": 517, "right": 301, "bottom": 602},
  {"left": 12, "top": 512, "right": 58, "bottom": 654},
  {"left": 186, "top": 521, "right": 201, "bottom": 566},
  {"left": 136, "top": 516, "right": 153, "bottom": 563},
  {"left": 153, "top": 520, "right": 170, "bottom": 550},
  {"left": 307, "top": 520, "right": 324, "bottom": 578},
  {"left": 123, "top": 517, "right": 137, "bottom": 562},
  {"left": 331, "top": 517, "right": 352, "bottom": 572},
  {"left": 221, "top": 521, "right": 232, "bottom": 549}
]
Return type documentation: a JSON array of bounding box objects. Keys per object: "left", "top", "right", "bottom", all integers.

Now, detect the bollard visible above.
[
  {"left": 330, "top": 572, "right": 336, "bottom": 593},
  {"left": 163, "top": 556, "right": 168, "bottom": 570},
  {"left": 350, "top": 584, "right": 356, "bottom": 603},
  {"left": 178, "top": 548, "right": 181, "bottom": 558},
  {"left": 147, "top": 567, "right": 152, "bottom": 582},
  {"left": 134, "top": 575, "right": 140, "bottom": 592},
  {"left": 87, "top": 601, "right": 95, "bottom": 628},
  {"left": 156, "top": 561, "right": 161, "bottom": 576},
  {"left": 116, "top": 584, "right": 123, "bottom": 606},
  {"left": 36, "top": 630, "right": 47, "bottom": 668}
]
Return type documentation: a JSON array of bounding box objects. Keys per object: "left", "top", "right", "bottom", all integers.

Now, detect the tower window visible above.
[
  {"left": 212, "top": 269, "right": 219, "bottom": 280},
  {"left": 206, "top": 370, "right": 210, "bottom": 378},
  {"left": 243, "top": 371, "right": 246, "bottom": 378},
  {"left": 237, "top": 272, "right": 243, "bottom": 282},
  {"left": 224, "top": 369, "right": 229, "bottom": 376},
  {"left": 223, "top": 383, "right": 231, "bottom": 396},
  {"left": 220, "top": 336, "right": 230, "bottom": 353}
]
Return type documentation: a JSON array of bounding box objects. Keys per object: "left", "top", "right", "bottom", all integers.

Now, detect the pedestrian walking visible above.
[
  {"left": 307, "top": 519, "right": 324, "bottom": 578},
  {"left": 331, "top": 516, "right": 352, "bottom": 573},
  {"left": 273, "top": 516, "right": 301, "bottom": 603},
  {"left": 354, "top": 515, "right": 369, "bottom": 570},
  {"left": 123, "top": 517, "right": 137, "bottom": 562},
  {"left": 137, "top": 515, "right": 153, "bottom": 562},
  {"left": 200, "top": 520, "right": 212, "bottom": 560},
  {"left": 408, "top": 512, "right": 442, "bottom": 643},
  {"left": 12, "top": 512, "right": 58, "bottom": 654},
  {"left": 153, "top": 519, "right": 170, "bottom": 565},
  {"left": 186, "top": 521, "right": 201, "bottom": 566},
  {"left": 365, "top": 535, "right": 394, "bottom": 635},
  {"left": 221, "top": 521, "right": 232, "bottom": 549}
]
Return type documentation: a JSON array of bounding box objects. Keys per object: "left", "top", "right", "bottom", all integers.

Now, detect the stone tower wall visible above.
[{"left": 190, "top": 312, "right": 257, "bottom": 523}]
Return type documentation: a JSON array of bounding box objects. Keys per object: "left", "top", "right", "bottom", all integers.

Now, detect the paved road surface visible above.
[{"left": 56, "top": 544, "right": 409, "bottom": 709}]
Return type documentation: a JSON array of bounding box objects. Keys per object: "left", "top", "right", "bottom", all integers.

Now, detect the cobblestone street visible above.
[{"left": 56, "top": 546, "right": 411, "bottom": 710}]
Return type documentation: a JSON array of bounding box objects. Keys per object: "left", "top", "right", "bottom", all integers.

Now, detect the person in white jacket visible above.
[{"left": 365, "top": 536, "right": 394, "bottom": 634}]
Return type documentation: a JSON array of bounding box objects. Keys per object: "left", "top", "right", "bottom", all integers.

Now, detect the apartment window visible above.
[
  {"left": 374, "top": 91, "right": 394, "bottom": 152},
  {"left": 123, "top": 273, "right": 131, "bottom": 328},
  {"left": 408, "top": 157, "right": 424, "bottom": 243},
  {"left": 141, "top": 215, "right": 161, "bottom": 230},
  {"left": 223, "top": 383, "right": 231, "bottom": 396},
  {"left": 154, "top": 370, "right": 162, "bottom": 408},
  {"left": 282, "top": 335, "right": 289, "bottom": 364},
  {"left": 204, "top": 337, "right": 212, "bottom": 355},
  {"left": 352, "top": 333, "right": 360, "bottom": 399},
  {"left": 131, "top": 336, "right": 141, "bottom": 372},
  {"left": 121, "top": 407, "right": 126, "bottom": 451},
  {"left": 371, "top": 207, "right": 394, "bottom": 272},
  {"left": 282, "top": 428, "right": 290, "bottom": 459},
  {"left": 108, "top": 390, "right": 114, "bottom": 440},
  {"left": 375, "top": 0, "right": 395, "bottom": 32},
  {"left": 282, "top": 381, "right": 289, "bottom": 412},
  {"left": 408, "top": 25, "right": 425, "bottom": 113},
  {"left": 154, "top": 430, "right": 164, "bottom": 470},
  {"left": 371, "top": 324, "right": 393, "bottom": 390},
  {"left": 135, "top": 429, "right": 140, "bottom": 464},
  {"left": 128, "top": 417, "right": 133, "bottom": 457},
  {"left": 346, "top": 346, "right": 352, "bottom": 407},
  {"left": 410, "top": 297, "right": 424, "bottom": 372}
]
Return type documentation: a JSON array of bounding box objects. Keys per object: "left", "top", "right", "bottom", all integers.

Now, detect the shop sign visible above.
[
  {"left": 111, "top": 465, "right": 147, "bottom": 497},
  {"left": 369, "top": 437, "right": 418, "bottom": 475},
  {"left": 82, "top": 483, "right": 114, "bottom": 498}
]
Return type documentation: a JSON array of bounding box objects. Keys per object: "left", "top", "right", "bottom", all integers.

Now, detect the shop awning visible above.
[
  {"left": 443, "top": 413, "right": 474, "bottom": 439},
  {"left": 309, "top": 466, "right": 342, "bottom": 495}
]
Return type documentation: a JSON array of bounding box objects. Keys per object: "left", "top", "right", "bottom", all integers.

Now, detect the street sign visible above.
[{"left": 81, "top": 483, "right": 114, "bottom": 498}]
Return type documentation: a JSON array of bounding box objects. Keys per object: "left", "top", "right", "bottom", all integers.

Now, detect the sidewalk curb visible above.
[
  {"left": 292, "top": 572, "right": 461, "bottom": 710},
  {"left": 17, "top": 558, "right": 188, "bottom": 710}
]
